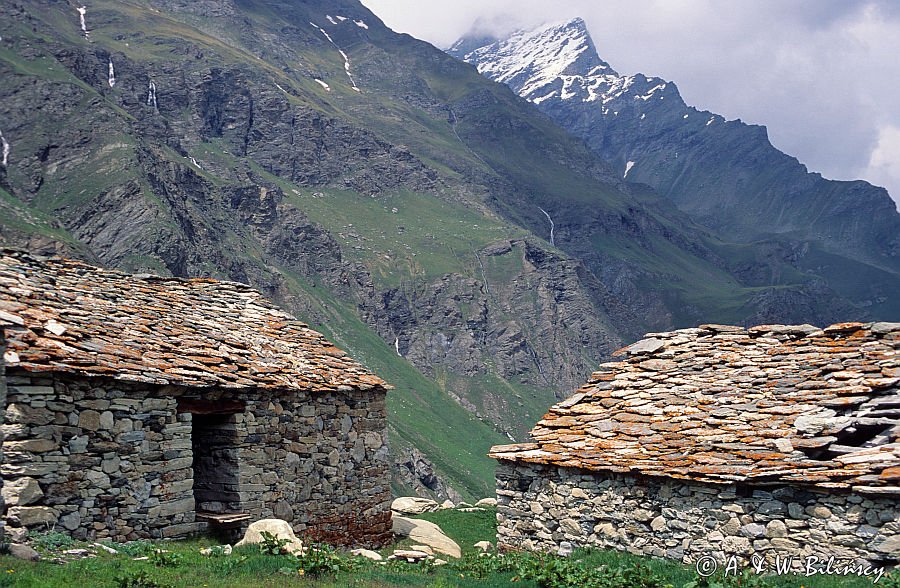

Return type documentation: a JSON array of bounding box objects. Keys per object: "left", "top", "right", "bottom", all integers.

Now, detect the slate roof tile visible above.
[{"left": 490, "top": 323, "right": 900, "bottom": 494}]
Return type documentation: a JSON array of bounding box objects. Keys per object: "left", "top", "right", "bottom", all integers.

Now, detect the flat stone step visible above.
[{"left": 196, "top": 511, "right": 251, "bottom": 526}]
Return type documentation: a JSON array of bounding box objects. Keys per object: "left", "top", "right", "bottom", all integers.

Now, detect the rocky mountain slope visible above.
[
  {"left": 0, "top": 1, "right": 882, "bottom": 497},
  {"left": 451, "top": 18, "right": 900, "bottom": 319}
]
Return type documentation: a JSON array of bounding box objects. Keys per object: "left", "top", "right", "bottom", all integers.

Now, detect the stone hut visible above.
[
  {"left": 0, "top": 249, "right": 392, "bottom": 546},
  {"left": 491, "top": 323, "right": 899, "bottom": 567}
]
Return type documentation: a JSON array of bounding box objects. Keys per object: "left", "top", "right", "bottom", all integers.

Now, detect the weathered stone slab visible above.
[
  {"left": 78, "top": 410, "right": 102, "bottom": 431},
  {"left": 625, "top": 338, "right": 666, "bottom": 355},
  {"left": 8, "top": 506, "right": 58, "bottom": 527},
  {"left": 4, "top": 439, "right": 57, "bottom": 453},
  {"left": 391, "top": 496, "right": 438, "bottom": 515},
  {"left": 1, "top": 477, "right": 43, "bottom": 506},
  {"left": 392, "top": 516, "right": 461, "bottom": 558}
]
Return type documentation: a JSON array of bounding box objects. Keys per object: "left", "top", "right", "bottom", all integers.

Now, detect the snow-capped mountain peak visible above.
[
  {"left": 450, "top": 18, "right": 616, "bottom": 103},
  {"left": 449, "top": 18, "right": 682, "bottom": 110}
]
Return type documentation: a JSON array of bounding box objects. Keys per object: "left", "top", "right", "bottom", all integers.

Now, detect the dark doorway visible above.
[
  {"left": 191, "top": 412, "right": 242, "bottom": 514},
  {"left": 177, "top": 398, "right": 246, "bottom": 518}
]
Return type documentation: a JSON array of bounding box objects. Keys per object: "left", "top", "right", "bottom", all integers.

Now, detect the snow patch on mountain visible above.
[
  {"left": 147, "top": 80, "right": 157, "bottom": 108},
  {"left": 77, "top": 6, "right": 89, "bottom": 38},
  {"left": 310, "top": 21, "right": 360, "bottom": 92},
  {"left": 0, "top": 129, "right": 10, "bottom": 167},
  {"left": 456, "top": 18, "right": 612, "bottom": 100}
]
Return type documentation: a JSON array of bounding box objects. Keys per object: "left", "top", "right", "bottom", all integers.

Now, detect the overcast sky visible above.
[{"left": 361, "top": 0, "right": 900, "bottom": 208}]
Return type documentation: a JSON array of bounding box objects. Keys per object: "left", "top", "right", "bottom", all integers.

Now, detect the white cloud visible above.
[
  {"left": 362, "top": 0, "right": 900, "bottom": 207},
  {"left": 864, "top": 125, "right": 900, "bottom": 205}
]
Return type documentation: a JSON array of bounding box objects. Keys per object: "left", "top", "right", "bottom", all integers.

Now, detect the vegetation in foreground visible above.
[{"left": 0, "top": 509, "right": 891, "bottom": 588}]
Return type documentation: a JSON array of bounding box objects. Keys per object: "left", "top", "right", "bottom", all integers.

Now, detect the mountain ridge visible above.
[{"left": 450, "top": 18, "right": 900, "bottom": 308}]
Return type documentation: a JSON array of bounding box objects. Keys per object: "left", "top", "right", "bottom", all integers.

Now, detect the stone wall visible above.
[
  {"left": 0, "top": 371, "right": 392, "bottom": 547},
  {"left": 1, "top": 373, "right": 197, "bottom": 542},
  {"left": 0, "top": 327, "right": 6, "bottom": 540},
  {"left": 217, "top": 388, "right": 392, "bottom": 547},
  {"left": 496, "top": 460, "right": 899, "bottom": 567}
]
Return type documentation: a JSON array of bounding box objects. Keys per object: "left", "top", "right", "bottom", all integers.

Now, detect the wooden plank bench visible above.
[{"left": 196, "top": 511, "right": 252, "bottom": 527}]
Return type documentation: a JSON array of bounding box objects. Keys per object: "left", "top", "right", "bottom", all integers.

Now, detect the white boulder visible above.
[
  {"left": 234, "top": 519, "right": 304, "bottom": 555},
  {"left": 392, "top": 516, "right": 461, "bottom": 558}
]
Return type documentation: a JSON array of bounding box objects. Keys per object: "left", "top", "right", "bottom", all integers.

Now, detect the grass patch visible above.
[
  {"left": 438, "top": 371, "right": 555, "bottom": 440},
  {"left": 281, "top": 186, "right": 525, "bottom": 290},
  {"left": 1, "top": 508, "right": 889, "bottom": 588}
]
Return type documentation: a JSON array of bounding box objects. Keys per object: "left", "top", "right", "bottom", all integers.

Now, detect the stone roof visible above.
[
  {"left": 0, "top": 250, "right": 387, "bottom": 393},
  {"left": 490, "top": 322, "right": 900, "bottom": 495}
]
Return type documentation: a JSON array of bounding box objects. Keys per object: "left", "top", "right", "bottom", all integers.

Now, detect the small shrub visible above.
[
  {"left": 148, "top": 549, "right": 183, "bottom": 568},
  {"left": 454, "top": 552, "right": 515, "bottom": 580},
  {"left": 295, "top": 544, "right": 350, "bottom": 577},
  {"left": 615, "top": 562, "right": 675, "bottom": 588},
  {"left": 456, "top": 551, "right": 674, "bottom": 588},
  {"left": 109, "top": 540, "right": 155, "bottom": 557},
  {"left": 684, "top": 570, "right": 776, "bottom": 588},
  {"left": 258, "top": 531, "right": 291, "bottom": 556},
  {"left": 116, "top": 570, "right": 173, "bottom": 588},
  {"left": 28, "top": 530, "right": 75, "bottom": 551}
]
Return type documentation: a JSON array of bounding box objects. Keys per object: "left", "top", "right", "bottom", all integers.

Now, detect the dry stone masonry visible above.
[
  {"left": 0, "top": 249, "right": 392, "bottom": 546},
  {"left": 0, "top": 316, "right": 9, "bottom": 540},
  {"left": 491, "top": 322, "right": 900, "bottom": 567}
]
